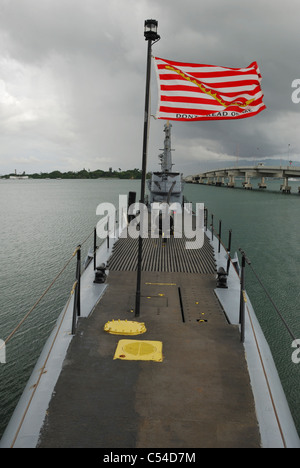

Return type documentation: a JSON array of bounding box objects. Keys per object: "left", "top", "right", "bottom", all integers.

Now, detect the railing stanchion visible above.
[
  {"left": 239, "top": 251, "right": 246, "bottom": 342},
  {"left": 226, "top": 229, "right": 232, "bottom": 275},
  {"left": 239, "top": 249, "right": 251, "bottom": 343},
  {"left": 204, "top": 208, "right": 208, "bottom": 231},
  {"left": 72, "top": 245, "right": 81, "bottom": 335},
  {"left": 94, "top": 227, "right": 97, "bottom": 270},
  {"left": 77, "top": 246, "right": 81, "bottom": 317},
  {"left": 107, "top": 216, "right": 110, "bottom": 249}
]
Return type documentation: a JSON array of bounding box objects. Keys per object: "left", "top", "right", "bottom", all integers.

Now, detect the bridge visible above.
[{"left": 185, "top": 165, "right": 300, "bottom": 193}]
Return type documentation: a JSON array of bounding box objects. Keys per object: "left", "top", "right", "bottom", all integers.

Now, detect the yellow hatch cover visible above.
[
  {"left": 114, "top": 339, "right": 163, "bottom": 362},
  {"left": 104, "top": 320, "right": 146, "bottom": 336}
]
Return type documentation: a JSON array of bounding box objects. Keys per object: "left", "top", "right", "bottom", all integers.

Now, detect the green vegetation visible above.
[{"left": 1, "top": 168, "right": 152, "bottom": 179}]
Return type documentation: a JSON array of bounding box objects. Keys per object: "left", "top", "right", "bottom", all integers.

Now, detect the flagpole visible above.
[{"left": 135, "top": 20, "right": 160, "bottom": 318}]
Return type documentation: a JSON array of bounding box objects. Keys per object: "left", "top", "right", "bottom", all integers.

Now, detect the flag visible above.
[{"left": 154, "top": 57, "right": 266, "bottom": 121}]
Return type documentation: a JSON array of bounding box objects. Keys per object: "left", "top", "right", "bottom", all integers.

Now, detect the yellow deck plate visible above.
[
  {"left": 114, "top": 339, "right": 163, "bottom": 362},
  {"left": 104, "top": 320, "right": 146, "bottom": 336}
]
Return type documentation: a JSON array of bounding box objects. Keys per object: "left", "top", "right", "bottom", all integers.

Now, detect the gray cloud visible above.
[{"left": 0, "top": 0, "right": 299, "bottom": 175}]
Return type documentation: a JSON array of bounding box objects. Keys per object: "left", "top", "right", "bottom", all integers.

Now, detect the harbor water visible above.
[{"left": 0, "top": 178, "right": 299, "bottom": 440}]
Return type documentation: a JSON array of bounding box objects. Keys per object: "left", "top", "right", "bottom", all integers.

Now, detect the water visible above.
[{"left": 0, "top": 178, "right": 299, "bottom": 438}]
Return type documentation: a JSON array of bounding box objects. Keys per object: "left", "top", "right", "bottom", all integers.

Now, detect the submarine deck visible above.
[{"left": 37, "top": 234, "right": 261, "bottom": 448}]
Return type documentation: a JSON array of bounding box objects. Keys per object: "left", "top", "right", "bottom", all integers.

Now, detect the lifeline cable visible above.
[
  {"left": 0, "top": 250, "right": 76, "bottom": 350},
  {"left": 248, "top": 262, "right": 299, "bottom": 347},
  {"left": 211, "top": 222, "right": 298, "bottom": 347},
  {"left": 0, "top": 225, "right": 96, "bottom": 351}
]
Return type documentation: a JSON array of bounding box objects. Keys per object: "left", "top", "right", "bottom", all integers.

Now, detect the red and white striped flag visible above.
[{"left": 154, "top": 57, "right": 266, "bottom": 121}]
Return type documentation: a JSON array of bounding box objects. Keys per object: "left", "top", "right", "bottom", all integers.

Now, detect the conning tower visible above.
[{"left": 147, "top": 122, "right": 184, "bottom": 205}]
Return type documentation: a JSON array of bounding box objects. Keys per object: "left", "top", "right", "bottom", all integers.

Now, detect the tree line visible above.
[{"left": 2, "top": 168, "right": 152, "bottom": 179}]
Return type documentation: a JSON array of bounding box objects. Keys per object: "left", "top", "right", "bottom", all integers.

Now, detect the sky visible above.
[{"left": 0, "top": 0, "right": 300, "bottom": 176}]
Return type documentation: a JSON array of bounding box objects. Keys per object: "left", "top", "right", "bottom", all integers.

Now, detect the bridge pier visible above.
[
  {"left": 227, "top": 174, "right": 235, "bottom": 188},
  {"left": 243, "top": 173, "right": 253, "bottom": 190},
  {"left": 258, "top": 177, "right": 267, "bottom": 189},
  {"left": 280, "top": 177, "right": 291, "bottom": 194},
  {"left": 215, "top": 176, "right": 224, "bottom": 186}
]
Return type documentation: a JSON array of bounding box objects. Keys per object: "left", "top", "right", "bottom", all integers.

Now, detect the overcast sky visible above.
[{"left": 0, "top": 0, "right": 300, "bottom": 175}]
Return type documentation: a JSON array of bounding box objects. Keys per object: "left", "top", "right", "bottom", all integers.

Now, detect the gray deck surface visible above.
[
  {"left": 38, "top": 234, "right": 261, "bottom": 448},
  {"left": 107, "top": 234, "right": 216, "bottom": 273}
]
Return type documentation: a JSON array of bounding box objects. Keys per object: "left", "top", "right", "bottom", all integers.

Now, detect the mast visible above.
[
  {"left": 135, "top": 19, "right": 160, "bottom": 318},
  {"left": 159, "top": 121, "right": 173, "bottom": 172},
  {"left": 147, "top": 122, "right": 184, "bottom": 206}
]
